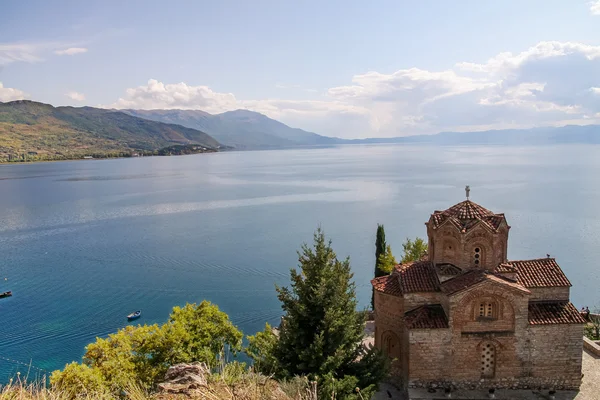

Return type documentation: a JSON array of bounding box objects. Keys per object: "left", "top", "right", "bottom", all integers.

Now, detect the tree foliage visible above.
[
  {"left": 51, "top": 301, "right": 242, "bottom": 398},
  {"left": 374, "top": 224, "right": 387, "bottom": 277},
  {"left": 248, "top": 228, "right": 388, "bottom": 399},
  {"left": 584, "top": 307, "right": 600, "bottom": 340},
  {"left": 372, "top": 224, "right": 388, "bottom": 309},
  {"left": 401, "top": 237, "right": 428, "bottom": 263},
  {"left": 377, "top": 244, "right": 397, "bottom": 274}
]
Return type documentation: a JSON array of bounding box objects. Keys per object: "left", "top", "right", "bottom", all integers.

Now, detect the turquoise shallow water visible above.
[{"left": 0, "top": 144, "right": 599, "bottom": 382}]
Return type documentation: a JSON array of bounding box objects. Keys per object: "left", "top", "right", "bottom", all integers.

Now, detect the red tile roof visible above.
[
  {"left": 495, "top": 263, "right": 517, "bottom": 273},
  {"left": 430, "top": 200, "right": 506, "bottom": 232},
  {"left": 436, "top": 263, "right": 463, "bottom": 276},
  {"left": 528, "top": 302, "right": 587, "bottom": 325},
  {"left": 395, "top": 261, "right": 440, "bottom": 293},
  {"left": 371, "top": 274, "right": 402, "bottom": 297},
  {"left": 440, "top": 269, "right": 529, "bottom": 295},
  {"left": 404, "top": 304, "right": 449, "bottom": 329},
  {"left": 503, "top": 258, "right": 572, "bottom": 288},
  {"left": 440, "top": 270, "right": 487, "bottom": 294}
]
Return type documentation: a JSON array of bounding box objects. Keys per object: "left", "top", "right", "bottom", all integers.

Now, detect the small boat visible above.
[
  {"left": 0, "top": 291, "right": 12, "bottom": 298},
  {"left": 127, "top": 310, "right": 141, "bottom": 321}
]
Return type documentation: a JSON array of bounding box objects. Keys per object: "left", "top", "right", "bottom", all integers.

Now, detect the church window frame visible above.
[
  {"left": 474, "top": 247, "right": 481, "bottom": 266},
  {"left": 474, "top": 298, "right": 498, "bottom": 320},
  {"left": 480, "top": 342, "right": 496, "bottom": 378},
  {"left": 380, "top": 330, "right": 401, "bottom": 359}
]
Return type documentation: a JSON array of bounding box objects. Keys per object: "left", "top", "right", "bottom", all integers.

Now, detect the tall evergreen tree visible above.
[
  {"left": 248, "top": 228, "right": 387, "bottom": 399},
  {"left": 372, "top": 224, "right": 387, "bottom": 309}
]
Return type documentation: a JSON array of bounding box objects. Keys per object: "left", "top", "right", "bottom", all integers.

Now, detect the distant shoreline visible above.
[{"left": 0, "top": 147, "right": 221, "bottom": 166}]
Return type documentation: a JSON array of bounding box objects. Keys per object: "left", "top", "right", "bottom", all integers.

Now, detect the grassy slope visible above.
[{"left": 0, "top": 101, "right": 221, "bottom": 162}]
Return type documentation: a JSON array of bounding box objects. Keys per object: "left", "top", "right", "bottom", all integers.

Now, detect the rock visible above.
[{"left": 158, "top": 362, "right": 210, "bottom": 394}]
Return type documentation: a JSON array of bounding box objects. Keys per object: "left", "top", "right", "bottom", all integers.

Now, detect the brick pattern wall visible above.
[
  {"left": 528, "top": 286, "right": 570, "bottom": 301},
  {"left": 373, "top": 291, "right": 405, "bottom": 378},
  {"left": 404, "top": 283, "right": 583, "bottom": 390},
  {"left": 407, "top": 329, "right": 452, "bottom": 385},
  {"left": 404, "top": 292, "right": 443, "bottom": 311},
  {"left": 527, "top": 324, "right": 583, "bottom": 389},
  {"left": 427, "top": 222, "right": 509, "bottom": 271}
]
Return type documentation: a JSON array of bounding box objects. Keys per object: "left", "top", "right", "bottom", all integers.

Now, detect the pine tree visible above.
[
  {"left": 267, "top": 228, "right": 387, "bottom": 399},
  {"left": 372, "top": 224, "right": 387, "bottom": 309}
]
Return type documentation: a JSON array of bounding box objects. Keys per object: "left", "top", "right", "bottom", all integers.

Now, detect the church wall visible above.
[
  {"left": 528, "top": 286, "right": 570, "bottom": 301},
  {"left": 447, "top": 285, "right": 529, "bottom": 335},
  {"left": 527, "top": 324, "right": 584, "bottom": 390},
  {"left": 427, "top": 222, "right": 509, "bottom": 272},
  {"left": 407, "top": 329, "right": 452, "bottom": 385},
  {"left": 373, "top": 291, "right": 405, "bottom": 378},
  {"left": 404, "top": 292, "right": 443, "bottom": 312}
]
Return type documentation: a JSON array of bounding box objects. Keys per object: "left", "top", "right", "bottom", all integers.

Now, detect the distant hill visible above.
[
  {"left": 348, "top": 125, "right": 600, "bottom": 145},
  {"left": 0, "top": 101, "right": 221, "bottom": 162},
  {"left": 126, "top": 109, "right": 600, "bottom": 148},
  {"left": 125, "top": 109, "right": 343, "bottom": 149}
]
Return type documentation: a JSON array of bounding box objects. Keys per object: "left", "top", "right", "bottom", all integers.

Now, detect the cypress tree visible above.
[
  {"left": 372, "top": 224, "right": 387, "bottom": 309},
  {"left": 273, "top": 228, "right": 387, "bottom": 399}
]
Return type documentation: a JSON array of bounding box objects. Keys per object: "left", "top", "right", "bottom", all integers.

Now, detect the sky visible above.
[{"left": 1, "top": 0, "right": 600, "bottom": 139}]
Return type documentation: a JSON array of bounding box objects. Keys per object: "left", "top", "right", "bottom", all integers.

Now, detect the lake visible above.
[{"left": 0, "top": 144, "right": 599, "bottom": 382}]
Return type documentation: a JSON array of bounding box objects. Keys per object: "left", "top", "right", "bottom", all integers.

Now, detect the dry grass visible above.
[{"left": 0, "top": 374, "right": 316, "bottom": 400}]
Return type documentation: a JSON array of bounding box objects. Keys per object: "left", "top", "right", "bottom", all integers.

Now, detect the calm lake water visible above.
[{"left": 0, "top": 144, "right": 599, "bottom": 382}]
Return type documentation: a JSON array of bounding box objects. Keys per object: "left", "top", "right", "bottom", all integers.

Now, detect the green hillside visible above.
[{"left": 0, "top": 100, "right": 222, "bottom": 162}]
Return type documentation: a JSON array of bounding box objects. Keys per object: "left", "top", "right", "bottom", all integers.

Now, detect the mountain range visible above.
[
  {"left": 124, "top": 109, "right": 341, "bottom": 149},
  {"left": 125, "top": 108, "right": 600, "bottom": 147},
  {"left": 347, "top": 124, "right": 600, "bottom": 145},
  {"left": 1, "top": 99, "right": 600, "bottom": 163}
]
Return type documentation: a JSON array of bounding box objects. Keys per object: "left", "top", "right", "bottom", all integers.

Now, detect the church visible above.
[{"left": 371, "top": 188, "right": 585, "bottom": 391}]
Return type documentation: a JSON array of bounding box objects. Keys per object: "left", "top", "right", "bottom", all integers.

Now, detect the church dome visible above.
[{"left": 430, "top": 200, "right": 505, "bottom": 232}]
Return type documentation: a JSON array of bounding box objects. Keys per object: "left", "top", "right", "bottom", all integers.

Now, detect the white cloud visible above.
[
  {"left": 109, "top": 79, "right": 239, "bottom": 113},
  {"left": 107, "top": 41, "right": 600, "bottom": 138},
  {"left": 54, "top": 47, "right": 88, "bottom": 56},
  {"left": 65, "top": 91, "right": 85, "bottom": 101},
  {"left": 0, "top": 82, "right": 28, "bottom": 102},
  {"left": 0, "top": 41, "right": 85, "bottom": 66},
  {"left": 0, "top": 43, "right": 43, "bottom": 66},
  {"left": 590, "top": 1, "right": 600, "bottom": 15}
]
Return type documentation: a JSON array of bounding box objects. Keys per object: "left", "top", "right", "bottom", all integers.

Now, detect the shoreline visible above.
[{"left": 0, "top": 150, "right": 222, "bottom": 166}]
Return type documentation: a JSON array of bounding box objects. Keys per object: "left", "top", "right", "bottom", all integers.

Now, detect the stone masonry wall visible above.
[
  {"left": 373, "top": 291, "right": 404, "bottom": 378},
  {"left": 404, "top": 292, "right": 443, "bottom": 312},
  {"left": 407, "top": 329, "right": 452, "bottom": 385},
  {"left": 427, "top": 220, "right": 509, "bottom": 271},
  {"left": 405, "top": 282, "right": 584, "bottom": 391},
  {"left": 527, "top": 324, "right": 584, "bottom": 389},
  {"left": 528, "top": 286, "right": 570, "bottom": 301}
]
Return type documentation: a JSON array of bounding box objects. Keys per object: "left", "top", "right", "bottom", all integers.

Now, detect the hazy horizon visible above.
[{"left": 2, "top": 0, "right": 600, "bottom": 139}]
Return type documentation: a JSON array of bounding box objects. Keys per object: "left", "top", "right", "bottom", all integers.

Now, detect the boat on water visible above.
[
  {"left": 127, "top": 310, "right": 141, "bottom": 321},
  {"left": 0, "top": 291, "right": 12, "bottom": 298}
]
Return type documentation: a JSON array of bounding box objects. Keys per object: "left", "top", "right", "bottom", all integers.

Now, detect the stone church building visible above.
[{"left": 371, "top": 193, "right": 585, "bottom": 390}]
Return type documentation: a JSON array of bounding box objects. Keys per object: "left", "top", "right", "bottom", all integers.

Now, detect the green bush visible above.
[{"left": 50, "top": 301, "right": 242, "bottom": 398}]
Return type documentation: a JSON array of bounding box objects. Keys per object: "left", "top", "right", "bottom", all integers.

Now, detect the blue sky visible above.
[{"left": 1, "top": 0, "right": 600, "bottom": 138}]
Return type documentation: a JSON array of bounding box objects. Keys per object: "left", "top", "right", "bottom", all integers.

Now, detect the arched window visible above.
[
  {"left": 381, "top": 330, "right": 400, "bottom": 359},
  {"left": 474, "top": 299, "right": 497, "bottom": 320},
  {"left": 479, "top": 302, "right": 493, "bottom": 317},
  {"left": 481, "top": 343, "right": 496, "bottom": 378}
]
